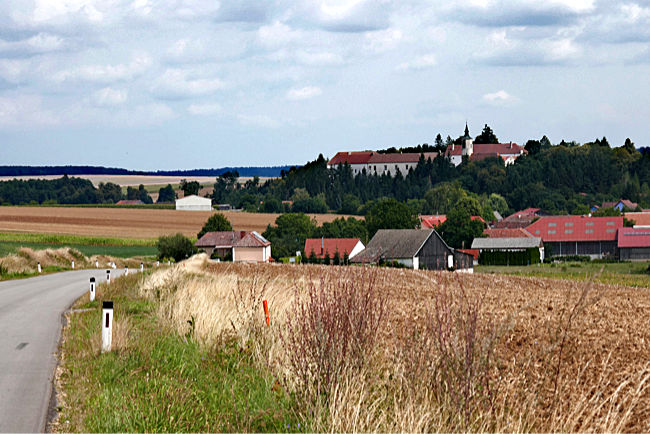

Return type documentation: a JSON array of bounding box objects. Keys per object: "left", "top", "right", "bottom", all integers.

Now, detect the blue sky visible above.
[{"left": 0, "top": 0, "right": 649, "bottom": 170}]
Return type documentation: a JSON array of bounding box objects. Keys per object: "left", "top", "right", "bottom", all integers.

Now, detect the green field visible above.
[{"left": 477, "top": 261, "right": 650, "bottom": 288}]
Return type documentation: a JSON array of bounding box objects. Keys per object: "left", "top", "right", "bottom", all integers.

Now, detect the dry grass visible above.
[
  {"left": 0, "top": 206, "right": 357, "bottom": 238},
  {"left": 137, "top": 258, "right": 650, "bottom": 432}
]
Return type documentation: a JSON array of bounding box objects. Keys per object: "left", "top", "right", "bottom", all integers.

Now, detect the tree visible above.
[
  {"left": 423, "top": 182, "right": 468, "bottom": 215},
  {"left": 437, "top": 196, "right": 485, "bottom": 248},
  {"left": 137, "top": 184, "right": 153, "bottom": 204},
  {"left": 366, "top": 198, "right": 420, "bottom": 238},
  {"left": 180, "top": 179, "right": 201, "bottom": 196},
  {"left": 157, "top": 184, "right": 176, "bottom": 203},
  {"left": 592, "top": 206, "right": 621, "bottom": 217},
  {"left": 97, "top": 182, "right": 123, "bottom": 203},
  {"left": 262, "top": 213, "right": 317, "bottom": 259},
  {"left": 340, "top": 193, "right": 361, "bottom": 215},
  {"left": 525, "top": 139, "right": 541, "bottom": 156},
  {"left": 623, "top": 138, "right": 637, "bottom": 154},
  {"left": 197, "top": 213, "right": 233, "bottom": 239},
  {"left": 474, "top": 124, "right": 499, "bottom": 144},
  {"left": 157, "top": 233, "right": 196, "bottom": 262}
]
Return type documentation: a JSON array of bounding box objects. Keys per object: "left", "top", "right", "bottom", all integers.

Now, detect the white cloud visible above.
[
  {"left": 364, "top": 28, "right": 403, "bottom": 52},
  {"left": 188, "top": 103, "right": 222, "bottom": 116},
  {"left": 92, "top": 87, "right": 127, "bottom": 106},
  {"left": 482, "top": 89, "right": 518, "bottom": 105},
  {"left": 0, "top": 94, "right": 59, "bottom": 127},
  {"left": 237, "top": 114, "right": 280, "bottom": 128},
  {"left": 54, "top": 53, "right": 153, "bottom": 83},
  {"left": 152, "top": 68, "right": 225, "bottom": 98},
  {"left": 295, "top": 50, "right": 344, "bottom": 66},
  {"left": 258, "top": 21, "right": 300, "bottom": 48},
  {"left": 397, "top": 53, "right": 437, "bottom": 71},
  {"left": 286, "top": 86, "right": 323, "bottom": 100}
]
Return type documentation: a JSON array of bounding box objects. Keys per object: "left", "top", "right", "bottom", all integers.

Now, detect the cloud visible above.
[
  {"left": 237, "top": 113, "right": 280, "bottom": 128},
  {"left": 286, "top": 86, "right": 323, "bottom": 100},
  {"left": 188, "top": 103, "right": 222, "bottom": 116},
  {"left": 307, "top": 0, "right": 391, "bottom": 32},
  {"left": 0, "top": 33, "right": 66, "bottom": 57},
  {"left": 258, "top": 21, "right": 301, "bottom": 48},
  {"left": 54, "top": 53, "right": 153, "bottom": 83},
  {"left": 92, "top": 87, "right": 127, "bottom": 106},
  {"left": 152, "top": 68, "right": 225, "bottom": 99},
  {"left": 397, "top": 53, "right": 437, "bottom": 71},
  {"left": 474, "top": 31, "right": 582, "bottom": 66},
  {"left": 482, "top": 89, "right": 518, "bottom": 106},
  {"left": 364, "top": 28, "right": 403, "bottom": 52},
  {"left": 0, "top": 94, "right": 59, "bottom": 127},
  {"left": 295, "top": 50, "right": 344, "bottom": 66}
]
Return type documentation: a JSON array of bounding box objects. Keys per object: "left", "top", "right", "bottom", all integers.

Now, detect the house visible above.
[
  {"left": 176, "top": 195, "right": 212, "bottom": 211},
  {"left": 350, "top": 229, "right": 473, "bottom": 271},
  {"left": 420, "top": 215, "right": 487, "bottom": 229},
  {"left": 443, "top": 124, "right": 526, "bottom": 167},
  {"left": 526, "top": 215, "right": 623, "bottom": 259},
  {"left": 195, "top": 231, "right": 271, "bottom": 262},
  {"left": 327, "top": 151, "right": 438, "bottom": 177},
  {"left": 304, "top": 238, "right": 365, "bottom": 260},
  {"left": 471, "top": 237, "right": 544, "bottom": 264},
  {"left": 483, "top": 228, "right": 535, "bottom": 238},
  {"left": 625, "top": 212, "right": 650, "bottom": 227},
  {"left": 617, "top": 227, "right": 650, "bottom": 261},
  {"left": 493, "top": 208, "right": 542, "bottom": 229},
  {"left": 116, "top": 199, "right": 144, "bottom": 205},
  {"left": 599, "top": 199, "right": 638, "bottom": 212}
]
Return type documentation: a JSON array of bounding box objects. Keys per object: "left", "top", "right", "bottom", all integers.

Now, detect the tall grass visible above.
[
  {"left": 0, "top": 232, "right": 156, "bottom": 246},
  {"left": 124, "top": 258, "right": 650, "bottom": 431}
]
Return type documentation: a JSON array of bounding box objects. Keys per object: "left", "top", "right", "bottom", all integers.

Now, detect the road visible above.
[{"left": 0, "top": 269, "right": 126, "bottom": 432}]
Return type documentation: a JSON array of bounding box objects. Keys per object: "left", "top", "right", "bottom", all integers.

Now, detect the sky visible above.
[{"left": 0, "top": 0, "right": 649, "bottom": 170}]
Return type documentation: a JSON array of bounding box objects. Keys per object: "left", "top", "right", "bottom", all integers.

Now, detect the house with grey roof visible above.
[
  {"left": 471, "top": 237, "right": 544, "bottom": 264},
  {"left": 195, "top": 231, "right": 271, "bottom": 263},
  {"left": 350, "top": 229, "right": 473, "bottom": 271}
]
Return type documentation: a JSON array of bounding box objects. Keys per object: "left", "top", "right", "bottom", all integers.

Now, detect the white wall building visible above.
[{"left": 175, "top": 195, "right": 212, "bottom": 211}]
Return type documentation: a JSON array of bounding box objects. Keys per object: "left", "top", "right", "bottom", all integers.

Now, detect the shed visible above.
[
  {"left": 195, "top": 231, "right": 271, "bottom": 263},
  {"left": 350, "top": 229, "right": 473, "bottom": 271},
  {"left": 472, "top": 237, "right": 544, "bottom": 264},
  {"left": 618, "top": 227, "right": 650, "bottom": 261},
  {"left": 176, "top": 195, "right": 212, "bottom": 211}
]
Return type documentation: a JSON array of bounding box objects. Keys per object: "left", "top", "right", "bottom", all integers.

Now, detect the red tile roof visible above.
[
  {"left": 237, "top": 231, "right": 271, "bottom": 247},
  {"left": 420, "top": 215, "right": 485, "bottom": 228},
  {"left": 116, "top": 200, "right": 144, "bottom": 205},
  {"left": 368, "top": 152, "right": 438, "bottom": 164},
  {"left": 195, "top": 231, "right": 270, "bottom": 248},
  {"left": 625, "top": 212, "right": 650, "bottom": 226},
  {"left": 304, "top": 238, "right": 361, "bottom": 258},
  {"left": 526, "top": 216, "right": 623, "bottom": 242},
  {"left": 328, "top": 151, "right": 374, "bottom": 166},
  {"left": 484, "top": 228, "right": 534, "bottom": 238},
  {"left": 444, "top": 144, "right": 464, "bottom": 156},
  {"left": 473, "top": 142, "right": 525, "bottom": 156},
  {"left": 617, "top": 227, "right": 650, "bottom": 248},
  {"left": 458, "top": 248, "right": 479, "bottom": 260}
]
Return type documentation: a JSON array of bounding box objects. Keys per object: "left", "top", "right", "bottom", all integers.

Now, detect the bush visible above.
[
  {"left": 197, "top": 213, "right": 233, "bottom": 239},
  {"left": 157, "top": 233, "right": 196, "bottom": 262}
]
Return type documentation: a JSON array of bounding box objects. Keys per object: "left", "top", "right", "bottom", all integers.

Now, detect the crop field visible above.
[
  {"left": 0, "top": 174, "right": 273, "bottom": 187},
  {"left": 57, "top": 257, "right": 650, "bottom": 432},
  {"left": 0, "top": 206, "right": 350, "bottom": 239}
]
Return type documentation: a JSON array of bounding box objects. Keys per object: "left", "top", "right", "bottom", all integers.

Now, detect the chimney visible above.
[
  {"left": 510, "top": 142, "right": 513, "bottom": 148},
  {"left": 321, "top": 236, "right": 324, "bottom": 255}
]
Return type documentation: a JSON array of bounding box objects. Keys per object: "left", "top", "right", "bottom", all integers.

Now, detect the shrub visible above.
[
  {"left": 197, "top": 213, "right": 233, "bottom": 239},
  {"left": 157, "top": 233, "right": 196, "bottom": 262}
]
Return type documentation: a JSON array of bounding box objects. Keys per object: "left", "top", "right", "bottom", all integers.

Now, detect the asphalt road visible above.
[{"left": 0, "top": 268, "right": 126, "bottom": 433}]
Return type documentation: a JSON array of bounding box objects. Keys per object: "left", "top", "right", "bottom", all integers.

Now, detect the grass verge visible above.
[
  {"left": 0, "top": 241, "right": 156, "bottom": 258},
  {"left": 53, "top": 273, "right": 303, "bottom": 432},
  {"left": 0, "top": 232, "right": 156, "bottom": 246}
]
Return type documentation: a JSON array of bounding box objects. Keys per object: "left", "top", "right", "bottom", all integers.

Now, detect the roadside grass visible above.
[
  {"left": 4, "top": 203, "right": 176, "bottom": 209},
  {"left": 55, "top": 273, "right": 303, "bottom": 433},
  {"left": 477, "top": 261, "right": 650, "bottom": 288},
  {"left": 0, "top": 241, "right": 156, "bottom": 258},
  {"left": 0, "top": 264, "right": 66, "bottom": 280}
]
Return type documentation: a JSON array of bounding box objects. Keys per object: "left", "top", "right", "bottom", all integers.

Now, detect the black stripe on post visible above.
[{"left": 103, "top": 301, "right": 113, "bottom": 309}]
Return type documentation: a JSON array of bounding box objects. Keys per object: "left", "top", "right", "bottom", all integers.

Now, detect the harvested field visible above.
[
  {"left": 139, "top": 257, "right": 650, "bottom": 432},
  {"left": 0, "top": 174, "right": 273, "bottom": 187},
  {"left": 0, "top": 206, "right": 356, "bottom": 239}
]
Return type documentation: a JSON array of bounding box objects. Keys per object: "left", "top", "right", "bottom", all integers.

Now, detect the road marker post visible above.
[
  {"left": 140, "top": 262, "right": 144, "bottom": 272},
  {"left": 101, "top": 301, "right": 113, "bottom": 353},
  {"left": 37, "top": 262, "right": 41, "bottom": 273},
  {"left": 156, "top": 260, "right": 160, "bottom": 267},
  {"left": 89, "top": 277, "right": 96, "bottom": 302},
  {"left": 106, "top": 269, "right": 111, "bottom": 284},
  {"left": 71, "top": 260, "right": 75, "bottom": 269},
  {"left": 125, "top": 266, "right": 129, "bottom": 276},
  {"left": 95, "top": 260, "right": 99, "bottom": 268},
  {"left": 263, "top": 300, "right": 270, "bottom": 327},
  {"left": 168, "top": 260, "right": 171, "bottom": 266}
]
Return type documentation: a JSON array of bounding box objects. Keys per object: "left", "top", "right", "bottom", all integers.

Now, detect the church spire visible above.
[{"left": 464, "top": 121, "right": 470, "bottom": 139}]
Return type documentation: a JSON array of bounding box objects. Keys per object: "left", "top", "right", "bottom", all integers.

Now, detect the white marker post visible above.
[
  {"left": 106, "top": 269, "right": 111, "bottom": 284},
  {"left": 71, "top": 260, "right": 75, "bottom": 269},
  {"left": 447, "top": 254, "right": 454, "bottom": 270},
  {"left": 89, "top": 277, "right": 96, "bottom": 302},
  {"left": 140, "top": 262, "right": 144, "bottom": 272},
  {"left": 37, "top": 262, "right": 41, "bottom": 273},
  {"left": 168, "top": 260, "right": 171, "bottom": 266},
  {"left": 125, "top": 266, "right": 129, "bottom": 276},
  {"left": 101, "top": 301, "right": 113, "bottom": 353},
  {"left": 156, "top": 260, "right": 160, "bottom": 267},
  {"left": 95, "top": 260, "right": 99, "bottom": 268},
  {"left": 112, "top": 263, "right": 117, "bottom": 270}
]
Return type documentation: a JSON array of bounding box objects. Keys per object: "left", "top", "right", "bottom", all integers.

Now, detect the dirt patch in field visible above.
[{"left": 0, "top": 207, "right": 358, "bottom": 239}]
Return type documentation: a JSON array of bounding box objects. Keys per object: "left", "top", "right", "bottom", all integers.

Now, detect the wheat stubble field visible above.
[{"left": 0, "top": 207, "right": 349, "bottom": 238}]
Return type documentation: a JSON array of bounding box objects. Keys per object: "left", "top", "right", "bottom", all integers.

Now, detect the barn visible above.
[
  {"left": 175, "top": 195, "right": 212, "bottom": 211},
  {"left": 618, "top": 227, "right": 650, "bottom": 261},
  {"left": 350, "top": 229, "right": 473, "bottom": 271}
]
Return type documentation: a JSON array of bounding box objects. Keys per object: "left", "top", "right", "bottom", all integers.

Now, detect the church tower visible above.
[{"left": 462, "top": 122, "right": 473, "bottom": 157}]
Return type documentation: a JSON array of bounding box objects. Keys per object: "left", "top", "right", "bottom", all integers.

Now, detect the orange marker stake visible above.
[{"left": 263, "top": 299, "right": 270, "bottom": 327}]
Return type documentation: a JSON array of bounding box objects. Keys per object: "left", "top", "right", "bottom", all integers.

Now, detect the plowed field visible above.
[{"left": 0, "top": 207, "right": 352, "bottom": 239}]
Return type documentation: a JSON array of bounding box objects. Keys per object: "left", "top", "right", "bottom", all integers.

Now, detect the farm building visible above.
[
  {"left": 304, "top": 238, "right": 365, "bottom": 260},
  {"left": 493, "top": 208, "right": 542, "bottom": 229},
  {"left": 350, "top": 229, "right": 473, "bottom": 271},
  {"left": 420, "top": 215, "right": 487, "bottom": 229},
  {"left": 471, "top": 237, "right": 544, "bottom": 264},
  {"left": 617, "top": 227, "right": 650, "bottom": 261},
  {"left": 176, "top": 195, "right": 212, "bottom": 211},
  {"left": 195, "top": 231, "right": 271, "bottom": 263},
  {"left": 483, "top": 227, "right": 535, "bottom": 238},
  {"left": 526, "top": 215, "right": 622, "bottom": 259},
  {"left": 116, "top": 199, "right": 144, "bottom": 205},
  {"left": 327, "top": 151, "right": 438, "bottom": 177},
  {"left": 625, "top": 212, "right": 650, "bottom": 227}
]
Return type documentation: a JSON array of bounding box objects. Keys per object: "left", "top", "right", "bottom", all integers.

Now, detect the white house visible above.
[{"left": 175, "top": 195, "right": 212, "bottom": 211}]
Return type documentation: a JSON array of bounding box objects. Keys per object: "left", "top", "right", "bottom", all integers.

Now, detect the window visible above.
[
  {"left": 535, "top": 230, "right": 540, "bottom": 234},
  {"left": 586, "top": 229, "right": 594, "bottom": 234},
  {"left": 565, "top": 230, "right": 573, "bottom": 234},
  {"left": 548, "top": 230, "right": 556, "bottom": 234},
  {"left": 586, "top": 222, "right": 594, "bottom": 226},
  {"left": 606, "top": 229, "right": 616, "bottom": 233},
  {"left": 565, "top": 222, "right": 574, "bottom": 226},
  {"left": 384, "top": 165, "right": 387, "bottom": 170},
  {"left": 606, "top": 221, "right": 615, "bottom": 226},
  {"left": 548, "top": 222, "right": 557, "bottom": 227}
]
